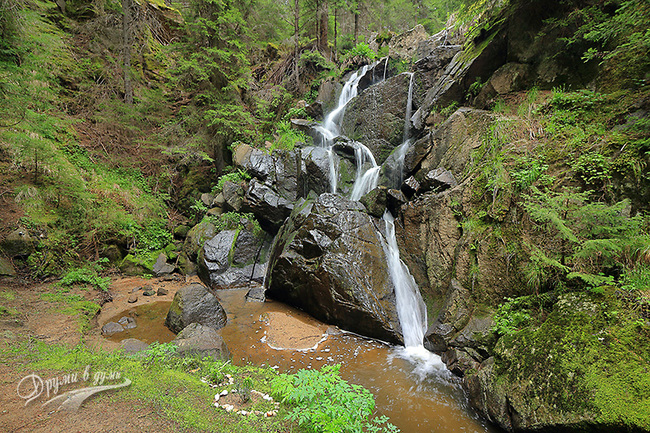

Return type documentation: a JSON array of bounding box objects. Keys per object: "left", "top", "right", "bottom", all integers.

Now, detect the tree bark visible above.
[
  {"left": 293, "top": 0, "right": 300, "bottom": 88},
  {"left": 354, "top": 5, "right": 359, "bottom": 45},
  {"left": 318, "top": 0, "right": 329, "bottom": 56},
  {"left": 122, "top": 0, "right": 133, "bottom": 104}
]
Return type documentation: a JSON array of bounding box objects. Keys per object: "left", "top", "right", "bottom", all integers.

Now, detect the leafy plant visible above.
[
  {"left": 214, "top": 169, "right": 250, "bottom": 193},
  {"left": 271, "top": 121, "right": 311, "bottom": 152},
  {"left": 58, "top": 258, "right": 111, "bottom": 291},
  {"left": 342, "top": 42, "right": 377, "bottom": 62},
  {"left": 493, "top": 297, "right": 532, "bottom": 336},
  {"left": 271, "top": 364, "right": 399, "bottom": 433}
]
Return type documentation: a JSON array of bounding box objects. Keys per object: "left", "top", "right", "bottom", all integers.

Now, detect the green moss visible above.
[{"left": 493, "top": 291, "right": 650, "bottom": 428}]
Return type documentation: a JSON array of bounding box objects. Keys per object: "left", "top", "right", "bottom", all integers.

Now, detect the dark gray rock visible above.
[
  {"left": 157, "top": 287, "right": 169, "bottom": 296},
  {"left": 143, "top": 289, "right": 156, "bottom": 296},
  {"left": 127, "top": 294, "right": 138, "bottom": 303},
  {"left": 420, "top": 168, "right": 458, "bottom": 193},
  {"left": 1, "top": 228, "right": 37, "bottom": 258},
  {"left": 173, "top": 323, "right": 230, "bottom": 361},
  {"left": 474, "top": 62, "right": 531, "bottom": 108},
  {"left": 198, "top": 229, "right": 270, "bottom": 290},
  {"left": 102, "top": 322, "right": 124, "bottom": 335},
  {"left": 120, "top": 338, "right": 149, "bottom": 354},
  {"left": 386, "top": 189, "right": 407, "bottom": 215},
  {"left": 246, "top": 286, "right": 265, "bottom": 302},
  {"left": 152, "top": 253, "right": 174, "bottom": 277},
  {"left": 164, "top": 283, "right": 227, "bottom": 333},
  {"left": 182, "top": 220, "right": 217, "bottom": 262},
  {"left": 341, "top": 73, "right": 414, "bottom": 157},
  {"left": 301, "top": 146, "right": 333, "bottom": 195},
  {"left": 402, "top": 176, "right": 421, "bottom": 197},
  {"left": 266, "top": 194, "right": 402, "bottom": 344},
  {"left": 222, "top": 181, "right": 245, "bottom": 212},
  {"left": 118, "top": 316, "right": 137, "bottom": 330},
  {"left": 242, "top": 179, "right": 294, "bottom": 233}
]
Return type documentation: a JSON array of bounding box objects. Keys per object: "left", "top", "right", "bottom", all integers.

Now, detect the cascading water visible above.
[
  {"left": 314, "top": 64, "right": 374, "bottom": 193},
  {"left": 350, "top": 142, "right": 380, "bottom": 201},
  {"left": 382, "top": 210, "right": 427, "bottom": 347}
]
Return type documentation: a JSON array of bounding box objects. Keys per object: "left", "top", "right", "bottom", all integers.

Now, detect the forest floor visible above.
[{"left": 0, "top": 275, "right": 199, "bottom": 433}]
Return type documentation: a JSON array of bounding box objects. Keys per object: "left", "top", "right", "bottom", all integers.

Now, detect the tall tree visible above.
[
  {"left": 317, "top": 0, "right": 329, "bottom": 55},
  {"left": 122, "top": 0, "right": 133, "bottom": 104},
  {"left": 294, "top": 0, "right": 300, "bottom": 85}
]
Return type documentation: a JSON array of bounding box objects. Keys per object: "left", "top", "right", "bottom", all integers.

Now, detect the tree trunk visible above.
[
  {"left": 333, "top": 6, "right": 337, "bottom": 62},
  {"left": 293, "top": 0, "right": 300, "bottom": 88},
  {"left": 122, "top": 0, "right": 133, "bottom": 104},
  {"left": 354, "top": 6, "right": 359, "bottom": 45},
  {"left": 318, "top": 0, "right": 329, "bottom": 56}
]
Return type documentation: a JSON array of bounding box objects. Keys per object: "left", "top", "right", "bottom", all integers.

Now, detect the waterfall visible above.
[
  {"left": 382, "top": 56, "right": 388, "bottom": 82},
  {"left": 403, "top": 72, "right": 415, "bottom": 143},
  {"left": 316, "top": 64, "right": 374, "bottom": 193},
  {"left": 350, "top": 142, "right": 380, "bottom": 201},
  {"left": 382, "top": 210, "right": 427, "bottom": 347}
]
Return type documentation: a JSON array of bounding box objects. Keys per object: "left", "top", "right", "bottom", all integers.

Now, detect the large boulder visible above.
[
  {"left": 182, "top": 220, "right": 217, "bottom": 262},
  {"left": 341, "top": 73, "right": 415, "bottom": 161},
  {"left": 1, "top": 228, "right": 37, "bottom": 258},
  {"left": 266, "top": 194, "right": 402, "bottom": 344},
  {"left": 198, "top": 228, "right": 270, "bottom": 290},
  {"left": 173, "top": 322, "right": 230, "bottom": 361},
  {"left": 164, "top": 283, "right": 227, "bottom": 333}
]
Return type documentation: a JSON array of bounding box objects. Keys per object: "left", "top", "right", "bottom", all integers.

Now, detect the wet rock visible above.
[
  {"left": 157, "top": 287, "right": 169, "bottom": 296},
  {"left": 121, "top": 338, "right": 149, "bottom": 354},
  {"left": 165, "top": 283, "right": 227, "bottom": 333},
  {"left": 127, "top": 294, "right": 138, "bottom": 303},
  {"left": 359, "top": 187, "right": 388, "bottom": 218},
  {"left": 415, "top": 28, "right": 464, "bottom": 60},
  {"left": 0, "top": 257, "right": 16, "bottom": 277},
  {"left": 402, "top": 176, "right": 421, "bottom": 198},
  {"left": 420, "top": 168, "right": 458, "bottom": 193},
  {"left": 341, "top": 73, "right": 414, "bottom": 156},
  {"left": 119, "top": 253, "right": 156, "bottom": 276},
  {"left": 198, "top": 227, "right": 271, "bottom": 291},
  {"left": 222, "top": 181, "right": 245, "bottom": 212},
  {"left": 266, "top": 194, "right": 402, "bottom": 344},
  {"left": 403, "top": 133, "right": 432, "bottom": 176},
  {"left": 182, "top": 220, "right": 217, "bottom": 262},
  {"left": 441, "top": 348, "right": 480, "bottom": 377},
  {"left": 413, "top": 45, "right": 463, "bottom": 96},
  {"left": 246, "top": 286, "right": 265, "bottom": 303},
  {"left": 424, "top": 279, "right": 473, "bottom": 351},
  {"left": 178, "top": 252, "right": 197, "bottom": 276},
  {"left": 301, "top": 146, "right": 333, "bottom": 195},
  {"left": 212, "top": 193, "right": 225, "bottom": 208},
  {"left": 305, "top": 101, "right": 323, "bottom": 120},
  {"left": 102, "top": 322, "right": 124, "bottom": 335},
  {"left": 1, "top": 228, "right": 37, "bottom": 258},
  {"left": 242, "top": 179, "right": 294, "bottom": 233},
  {"left": 143, "top": 289, "right": 156, "bottom": 296},
  {"left": 173, "top": 323, "right": 230, "bottom": 361},
  {"left": 152, "top": 253, "right": 174, "bottom": 277},
  {"left": 118, "top": 316, "right": 137, "bottom": 330},
  {"left": 386, "top": 189, "right": 407, "bottom": 215}
]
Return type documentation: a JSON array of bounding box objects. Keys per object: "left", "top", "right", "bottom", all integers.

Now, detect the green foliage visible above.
[
  {"left": 271, "top": 121, "right": 311, "bottom": 152},
  {"left": 215, "top": 169, "right": 251, "bottom": 193},
  {"left": 466, "top": 77, "right": 484, "bottom": 99},
  {"left": 341, "top": 42, "right": 377, "bottom": 62},
  {"left": 133, "top": 220, "right": 173, "bottom": 254},
  {"left": 493, "top": 297, "right": 532, "bottom": 336},
  {"left": 299, "top": 50, "right": 335, "bottom": 71},
  {"left": 58, "top": 258, "right": 111, "bottom": 292},
  {"left": 509, "top": 156, "right": 553, "bottom": 192},
  {"left": 523, "top": 188, "right": 645, "bottom": 290},
  {"left": 209, "top": 212, "right": 262, "bottom": 237},
  {"left": 142, "top": 341, "right": 179, "bottom": 366},
  {"left": 271, "top": 364, "right": 399, "bottom": 433}
]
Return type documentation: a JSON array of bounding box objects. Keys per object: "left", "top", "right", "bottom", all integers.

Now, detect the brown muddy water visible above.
[{"left": 103, "top": 288, "right": 500, "bottom": 433}]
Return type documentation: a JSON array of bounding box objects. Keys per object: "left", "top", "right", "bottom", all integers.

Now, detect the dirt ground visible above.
[{"left": 0, "top": 274, "right": 199, "bottom": 433}]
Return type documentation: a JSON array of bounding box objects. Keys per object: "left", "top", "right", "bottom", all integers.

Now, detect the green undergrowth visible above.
[
  {"left": 3, "top": 341, "right": 300, "bottom": 433},
  {"left": 492, "top": 289, "right": 650, "bottom": 428}
]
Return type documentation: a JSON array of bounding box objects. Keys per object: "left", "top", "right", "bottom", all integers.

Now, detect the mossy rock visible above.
[{"left": 119, "top": 251, "right": 159, "bottom": 276}]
